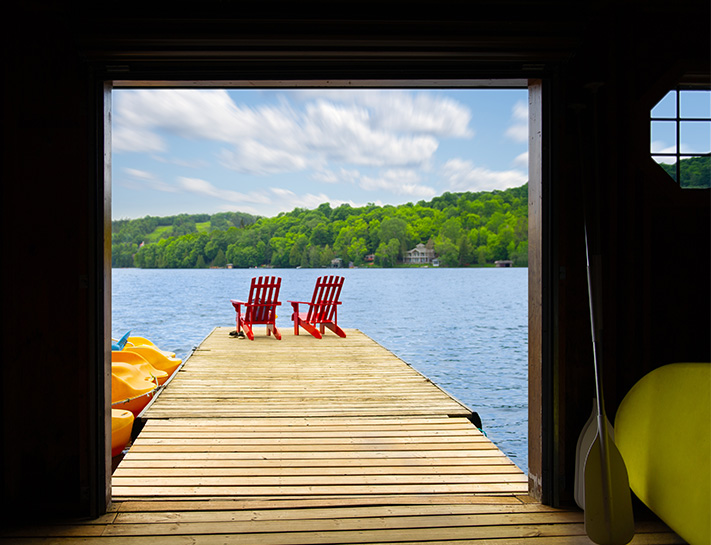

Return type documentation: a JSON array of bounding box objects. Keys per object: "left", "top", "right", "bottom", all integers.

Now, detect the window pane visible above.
[
  {"left": 680, "top": 155, "right": 710, "bottom": 189},
  {"left": 651, "top": 120, "right": 676, "bottom": 153},
  {"left": 680, "top": 90, "right": 711, "bottom": 119},
  {"left": 651, "top": 91, "right": 676, "bottom": 118},
  {"left": 680, "top": 121, "right": 711, "bottom": 154}
]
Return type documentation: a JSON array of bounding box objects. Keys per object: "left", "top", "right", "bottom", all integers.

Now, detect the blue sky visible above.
[
  {"left": 111, "top": 87, "right": 709, "bottom": 220},
  {"left": 112, "top": 88, "right": 530, "bottom": 219}
]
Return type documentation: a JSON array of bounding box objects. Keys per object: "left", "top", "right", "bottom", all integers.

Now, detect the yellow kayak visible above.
[{"left": 615, "top": 362, "right": 710, "bottom": 545}]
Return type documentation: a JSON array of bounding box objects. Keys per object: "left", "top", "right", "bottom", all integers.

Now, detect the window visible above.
[{"left": 651, "top": 88, "right": 710, "bottom": 188}]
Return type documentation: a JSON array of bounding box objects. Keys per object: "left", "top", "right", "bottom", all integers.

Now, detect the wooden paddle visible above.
[
  {"left": 574, "top": 397, "right": 612, "bottom": 510},
  {"left": 582, "top": 225, "right": 635, "bottom": 545}
]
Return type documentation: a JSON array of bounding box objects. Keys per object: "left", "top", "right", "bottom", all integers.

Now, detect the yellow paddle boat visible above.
[
  {"left": 111, "top": 361, "right": 157, "bottom": 416},
  {"left": 112, "top": 331, "right": 182, "bottom": 379},
  {"left": 111, "top": 409, "right": 134, "bottom": 457},
  {"left": 111, "top": 350, "right": 170, "bottom": 385},
  {"left": 123, "top": 345, "right": 182, "bottom": 378},
  {"left": 125, "top": 335, "right": 177, "bottom": 358}
]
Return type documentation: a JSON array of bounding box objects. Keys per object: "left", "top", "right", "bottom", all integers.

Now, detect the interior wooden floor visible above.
[{"left": 1, "top": 327, "right": 683, "bottom": 543}]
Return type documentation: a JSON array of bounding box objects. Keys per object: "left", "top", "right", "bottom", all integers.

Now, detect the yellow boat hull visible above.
[
  {"left": 124, "top": 346, "right": 182, "bottom": 378},
  {"left": 126, "top": 336, "right": 177, "bottom": 358},
  {"left": 111, "top": 350, "right": 169, "bottom": 385},
  {"left": 111, "top": 409, "right": 134, "bottom": 457},
  {"left": 615, "top": 362, "right": 710, "bottom": 545},
  {"left": 111, "top": 362, "right": 157, "bottom": 417}
]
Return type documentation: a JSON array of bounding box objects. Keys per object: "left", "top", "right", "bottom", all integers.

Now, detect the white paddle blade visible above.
[{"left": 584, "top": 432, "right": 635, "bottom": 545}]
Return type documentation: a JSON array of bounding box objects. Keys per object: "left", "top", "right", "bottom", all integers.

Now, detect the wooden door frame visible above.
[{"left": 99, "top": 78, "right": 554, "bottom": 507}]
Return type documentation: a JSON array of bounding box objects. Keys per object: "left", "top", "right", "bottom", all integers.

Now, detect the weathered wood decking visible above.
[{"left": 2, "top": 328, "right": 683, "bottom": 543}]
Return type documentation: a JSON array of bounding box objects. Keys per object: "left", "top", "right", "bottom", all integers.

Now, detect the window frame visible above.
[{"left": 650, "top": 87, "right": 711, "bottom": 187}]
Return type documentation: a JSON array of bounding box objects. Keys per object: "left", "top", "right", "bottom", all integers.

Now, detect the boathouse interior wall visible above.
[{"left": 2, "top": 1, "right": 709, "bottom": 521}]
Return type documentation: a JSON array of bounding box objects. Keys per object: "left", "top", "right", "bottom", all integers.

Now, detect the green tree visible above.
[
  {"left": 458, "top": 235, "right": 472, "bottom": 266},
  {"left": 213, "top": 249, "right": 227, "bottom": 268},
  {"left": 434, "top": 236, "right": 458, "bottom": 267},
  {"left": 378, "top": 217, "right": 408, "bottom": 252},
  {"left": 347, "top": 237, "right": 369, "bottom": 265}
]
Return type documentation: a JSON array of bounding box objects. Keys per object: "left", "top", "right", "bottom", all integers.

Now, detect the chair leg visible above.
[
  {"left": 239, "top": 318, "right": 255, "bottom": 340},
  {"left": 324, "top": 323, "right": 347, "bottom": 338},
  {"left": 299, "top": 321, "right": 322, "bottom": 339},
  {"left": 290, "top": 305, "right": 300, "bottom": 335}
]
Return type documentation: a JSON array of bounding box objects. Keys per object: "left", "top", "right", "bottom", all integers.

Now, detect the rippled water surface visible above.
[{"left": 113, "top": 267, "right": 528, "bottom": 473}]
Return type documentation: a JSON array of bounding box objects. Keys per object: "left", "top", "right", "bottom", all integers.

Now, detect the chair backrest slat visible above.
[
  {"left": 306, "top": 275, "right": 344, "bottom": 323},
  {"left": 247, "top": 276, "right": 281, "bottom": 323}
]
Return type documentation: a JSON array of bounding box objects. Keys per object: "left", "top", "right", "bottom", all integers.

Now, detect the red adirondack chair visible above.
[
  {"left": 289, "top": 275, "right": 346, "bottom": 339},
  {"left": 230, "top": 276, "right": 282, "bottom": 340}
]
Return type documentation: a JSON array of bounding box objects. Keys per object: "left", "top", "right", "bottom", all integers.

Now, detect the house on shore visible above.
[{"left": 403, "top": 243, "right": 435, "bottom": 265}]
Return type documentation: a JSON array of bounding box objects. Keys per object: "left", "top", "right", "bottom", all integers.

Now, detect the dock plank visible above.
[{"left": 0, "top": 327, "right": 683, "bottom": 544}]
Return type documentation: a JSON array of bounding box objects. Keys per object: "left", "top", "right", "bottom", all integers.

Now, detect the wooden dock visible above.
[{"left": 2, "top": 328, "right": 683, "bottom": 543}]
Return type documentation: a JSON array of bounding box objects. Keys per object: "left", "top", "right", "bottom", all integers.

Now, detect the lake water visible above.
[{"left": 112, "top": 267, "right": 529, "bottom": 474}]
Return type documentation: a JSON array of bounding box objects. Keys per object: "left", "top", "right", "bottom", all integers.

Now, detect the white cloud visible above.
[
  {"left": 650, "top": 140, "right": 675, "bottom": 154},
  {"left": 152, "top": 155, "right": 210, "bottom": 169},
  {"left": 295, "top": 90, "right": 473, "bottom": 137},
  {"left": 505, "top": 100, "right": 528, "bottom": 143},
  {"left": 113, "top": 126, "right": 166, "bottom": 153},
  {"left": 119, "top": 168, "right": 176, "bottom": 192},
  {"left": 312, "top": 168, "right": 361, "bottom": 184},
  {"left": 441, "top": 159, "right": 527, "bottom": 192},
  {"left": 176, "top": 177, "right": 271, "bottom": 205},
  {"left": 218, "top": 140, "right": 313, "bottom": 175},
  {"left": 359, "top": 169, "right": 437, "bottom": 198},
  {"left": 301, "top": 99, "right": 439, "bottom": 167},
  {"left": 113, "top": 89, "right": 454, "bottom": 176},
  {"left": 513, "top": 151, "right": 529, "bottom": 168},
  {"left": 269, "top": 187, "right": 343, "bottom": 210}
]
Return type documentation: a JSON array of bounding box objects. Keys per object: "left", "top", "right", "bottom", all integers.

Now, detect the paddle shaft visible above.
[
  {"left": 581, "top": 83, "right": 608, "bottom": 444},
  {"left": 584, "top": 224, "right": 614, "bottom": 521}
]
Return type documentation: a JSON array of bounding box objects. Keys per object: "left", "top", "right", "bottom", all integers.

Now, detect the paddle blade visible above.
[
  {"left": 584, "top": 432, "right": 635, "bottom": 545},
  {"left": 575, "top": 400, "right": 599, "bottom": 509},
  {"left": 576, "top": 400, "right": 617, "bottom": 510}
]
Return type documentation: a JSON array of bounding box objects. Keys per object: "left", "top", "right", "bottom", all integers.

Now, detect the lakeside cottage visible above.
[{"left": 403, "top": 243, "right": 435, "bottom": 264}]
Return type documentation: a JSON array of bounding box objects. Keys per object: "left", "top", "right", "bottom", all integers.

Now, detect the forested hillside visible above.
[{"left": 112, "top": 184, "right": 529, "bottom": 269}]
